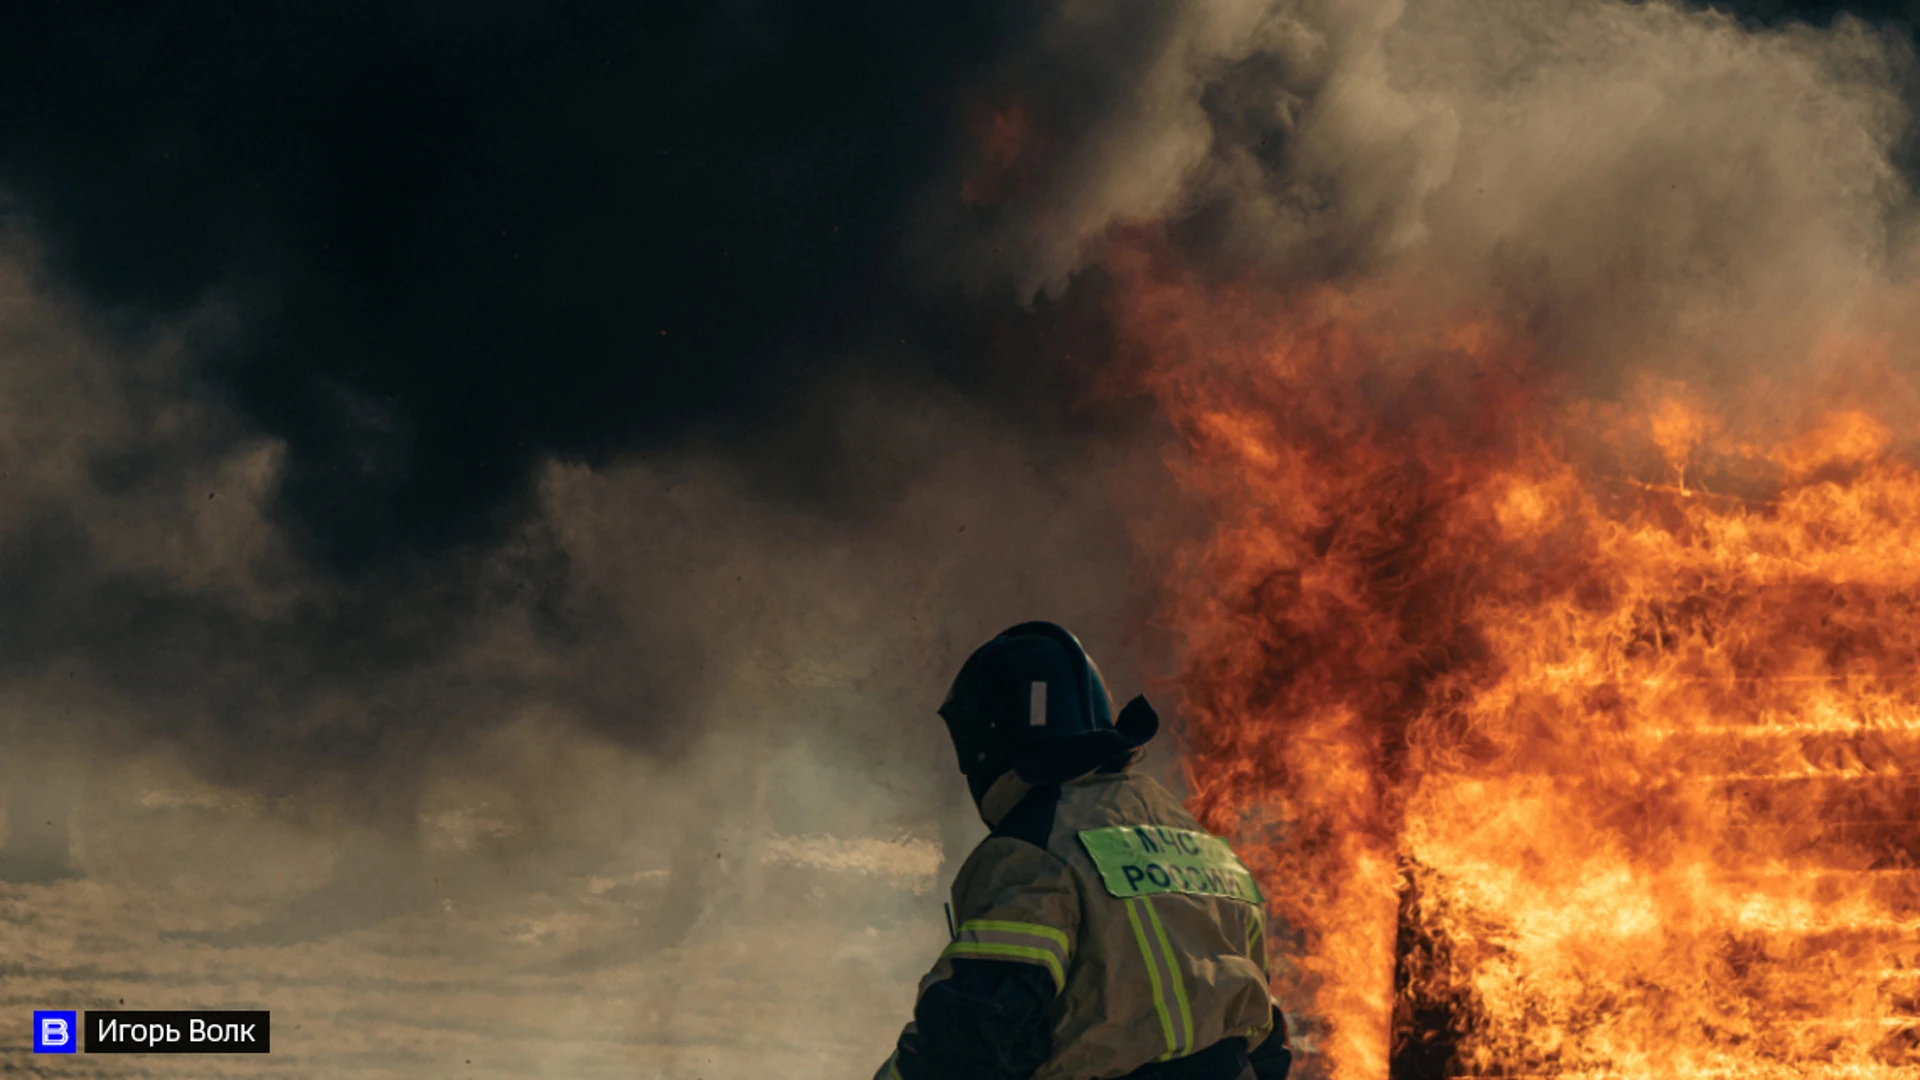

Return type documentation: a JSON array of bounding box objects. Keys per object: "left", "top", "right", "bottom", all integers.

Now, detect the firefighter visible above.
[{"left": 876, "top": 622, "right": 1292, "bottom": 1080}]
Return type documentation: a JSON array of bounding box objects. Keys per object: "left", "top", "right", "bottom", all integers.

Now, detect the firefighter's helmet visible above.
[{"left": 938, "top": 621, "right": 1158, "bottom": 800}]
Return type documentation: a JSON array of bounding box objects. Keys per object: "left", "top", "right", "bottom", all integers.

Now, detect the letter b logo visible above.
[{"left": 33, "top": 1010, "right": 77, "bottom": 1053}]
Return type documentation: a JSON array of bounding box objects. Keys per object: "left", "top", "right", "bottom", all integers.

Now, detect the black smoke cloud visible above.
[
  {"left": 1, "top": 1, "right": 1115, "bottom": 569},
  {"left": 0, "top": 1, "right": 1162, "bottom": 834}
]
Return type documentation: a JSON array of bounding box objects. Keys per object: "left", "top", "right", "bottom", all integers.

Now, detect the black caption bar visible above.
[{"left": 84, "top": 1010, "right": 270, "bottom": 1054}]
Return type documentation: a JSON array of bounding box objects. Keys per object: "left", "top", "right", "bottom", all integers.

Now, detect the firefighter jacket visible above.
[{"left": 876, "top": 764, "right": 1288, "bottom": 1080}]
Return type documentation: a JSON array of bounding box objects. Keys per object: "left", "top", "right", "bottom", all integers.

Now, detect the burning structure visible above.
[{"left": 1146, "top": 276, "right": 1920, "bottom": 1078}]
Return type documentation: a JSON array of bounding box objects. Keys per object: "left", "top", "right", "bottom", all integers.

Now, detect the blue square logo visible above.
[{"left": 33, "top": 1010, "right": 77, "bottom": 1053}]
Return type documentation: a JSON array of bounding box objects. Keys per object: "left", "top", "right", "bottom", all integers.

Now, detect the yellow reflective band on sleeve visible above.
[
  {"left": 941, "top": 941, "right": 1065, "bottom": 989},
  {"left": 1124, "top": 897, "right": 1179, "bottom": 1059},
  {"left": 958, "top": 918, "right": 1071, "bottom": 953},
  {"left": 887, "top": 1054, "right": 904, "bottom": 1080},
  {"left": 1142, "top": 894, "right": 1196, "bottom": 1057},
  {"left": 941, "top": 918, "right": 1071, "bottom": 991}
]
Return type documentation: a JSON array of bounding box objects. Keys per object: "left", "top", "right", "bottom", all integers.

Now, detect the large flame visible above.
[{"left": 1127, "top": 258, "right": 1920, "bottom": 1079}]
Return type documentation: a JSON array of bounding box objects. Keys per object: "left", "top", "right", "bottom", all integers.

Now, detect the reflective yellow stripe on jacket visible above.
[
  {"left": 941, "top": 918, "right": 1072, "bottom": 991},
  {"left": 1123, "top": 896, "right": 1196, "bottom": 1061}
]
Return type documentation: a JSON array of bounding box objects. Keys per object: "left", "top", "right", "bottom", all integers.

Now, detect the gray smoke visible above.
[{"left": 930, "top": 0, "right": 1915, "bottom": 389}]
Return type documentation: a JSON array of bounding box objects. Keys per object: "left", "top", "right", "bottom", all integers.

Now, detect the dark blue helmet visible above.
[{"left": 938, "top": 621, "right": 1159, "bottom": 801}]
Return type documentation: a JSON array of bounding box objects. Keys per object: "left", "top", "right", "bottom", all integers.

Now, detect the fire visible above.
[{"left": 1126, "top": 261, "right": 1920, "bottom": 1078}]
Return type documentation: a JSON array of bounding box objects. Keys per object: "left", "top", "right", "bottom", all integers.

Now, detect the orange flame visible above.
[{"left": 1126, "top": 261, "right": 1920, "bottom": 1079}]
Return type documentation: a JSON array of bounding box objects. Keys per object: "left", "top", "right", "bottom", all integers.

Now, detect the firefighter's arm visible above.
[{"left": 877, "top": 836, "right": 1080, "bottom": 1080}]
